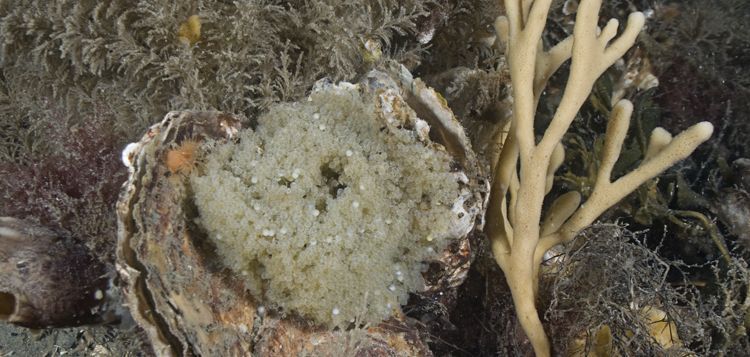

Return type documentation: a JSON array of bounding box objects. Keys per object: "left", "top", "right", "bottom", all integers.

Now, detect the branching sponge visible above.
[{"left": 486, "top": 1, "right": 714, "bottom": 355}]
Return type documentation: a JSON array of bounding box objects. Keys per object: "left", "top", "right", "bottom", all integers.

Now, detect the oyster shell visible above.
[{"left": 116, "top": 64, "right": 486, "bottom": 355}]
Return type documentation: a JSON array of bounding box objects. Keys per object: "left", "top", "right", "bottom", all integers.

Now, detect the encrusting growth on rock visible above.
[{"left": 486, "top": 0, "right": 713, "bottom": 355}]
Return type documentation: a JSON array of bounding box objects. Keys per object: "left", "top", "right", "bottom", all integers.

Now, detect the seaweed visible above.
[
  {"left": 543, "top": 224, "right": 749, "bottom": 356},
  {"left": 0, "top": 0, "right": 433, "bottom": 135}
]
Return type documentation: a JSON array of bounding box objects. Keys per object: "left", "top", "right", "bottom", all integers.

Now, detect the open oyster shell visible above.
[{"left": 116, "top": 65, "right": 486, "bottom": 356}]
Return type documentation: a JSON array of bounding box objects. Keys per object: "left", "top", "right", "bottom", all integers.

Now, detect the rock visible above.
[{"left": 0, "top": 217, "right": 109, "bottom": 328}]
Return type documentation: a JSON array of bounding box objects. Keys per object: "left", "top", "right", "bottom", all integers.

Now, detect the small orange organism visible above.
[
  {"left": 166, "top": 139, "right": 201, "bottom": 174},
  {"left": 177, "top": 15, "right": 201, "bottom": 45}
]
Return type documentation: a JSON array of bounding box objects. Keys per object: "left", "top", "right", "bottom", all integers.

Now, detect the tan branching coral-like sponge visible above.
[{"left": 486, "top": 1, "right": 713, "bottom": 355}]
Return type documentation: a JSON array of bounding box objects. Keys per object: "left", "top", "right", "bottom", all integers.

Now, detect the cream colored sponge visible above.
[{"left": 191, "top": 84, "right": 462, "bottom": 327}]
